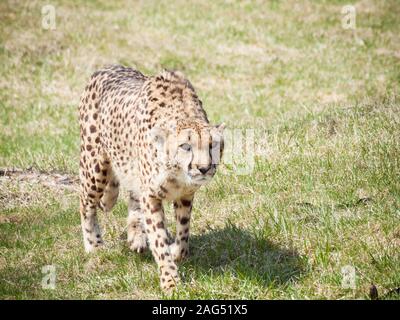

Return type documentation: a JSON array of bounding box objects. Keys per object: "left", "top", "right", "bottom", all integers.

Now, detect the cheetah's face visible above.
[
  {"left": 153, "top": 124, "right": 225, "bottom": 186},
  {"left": 176, "top": 124, "right": 225, "bottom": 185}
]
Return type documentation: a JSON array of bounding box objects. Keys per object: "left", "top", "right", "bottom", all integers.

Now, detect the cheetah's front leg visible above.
[
  {"left": 142, "top": 195, "right": 179, "bottom": 292},
  {"left": 171, "top": 196, "right": 193, "bottom": 262}
]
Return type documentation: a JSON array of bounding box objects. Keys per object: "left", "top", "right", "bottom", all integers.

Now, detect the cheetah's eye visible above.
[{"left": 179, "top": 143, "right": 192, "bottom": 152}]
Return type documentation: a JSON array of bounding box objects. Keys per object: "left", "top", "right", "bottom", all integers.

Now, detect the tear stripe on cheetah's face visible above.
[{"left": 151, "top": 122, "right": 225, "bottom": 187}]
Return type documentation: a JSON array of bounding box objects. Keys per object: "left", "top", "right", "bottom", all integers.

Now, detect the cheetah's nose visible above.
[{"left": 198, "top": 166, "right": 210, "bottom": 174}]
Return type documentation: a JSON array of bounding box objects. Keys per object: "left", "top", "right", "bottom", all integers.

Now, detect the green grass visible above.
[{"left": 0, "top": 0, "right": 399, "bottom": 299}]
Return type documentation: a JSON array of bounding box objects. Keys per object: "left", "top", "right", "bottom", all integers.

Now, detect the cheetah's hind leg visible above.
[
  {"left": 127, "top": 191, "right": 148, "bottom": 253},
  {"left": 79, "top": 159, "right": 115, "bottom": 252},
  {"left": 80, "top": 196, "right": 104, "bottom": 253}
]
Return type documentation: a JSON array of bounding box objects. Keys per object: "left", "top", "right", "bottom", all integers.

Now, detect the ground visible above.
[{"left": 0, "top": 0, "right": 399, "bottom": 299}]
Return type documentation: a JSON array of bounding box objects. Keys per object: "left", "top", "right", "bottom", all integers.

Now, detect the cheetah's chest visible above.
[
  {"left": 159, "top": 175, "right": 198, "bottom": 201},
  {"left": 112, "top": 160, "right": 141, "bottom": 194}
]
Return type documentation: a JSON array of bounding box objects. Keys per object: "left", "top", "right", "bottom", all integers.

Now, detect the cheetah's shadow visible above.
[{"left": 181, "top": 223, "right": 305, "bottom": 288}]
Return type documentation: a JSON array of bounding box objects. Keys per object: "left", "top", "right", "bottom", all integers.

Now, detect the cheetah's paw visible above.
[
  {"left": 170, "top": 243, "right": 189, "bottom": 262},
  {"left": 128, "top": 232, "right": 148, "bottom": 253}
]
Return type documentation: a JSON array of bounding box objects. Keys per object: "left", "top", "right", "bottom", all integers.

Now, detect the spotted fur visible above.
[{"left": 78, "top": 65, "right": 225, "bottom": 292}]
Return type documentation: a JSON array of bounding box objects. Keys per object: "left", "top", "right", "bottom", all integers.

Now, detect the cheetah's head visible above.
[{"left": 152, "top": 122, "right": 225, "bottom": 186}]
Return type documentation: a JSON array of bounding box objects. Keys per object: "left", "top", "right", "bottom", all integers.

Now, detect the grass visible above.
[{"left": 0, "top": 0, "right": 399, "bottom": 299}]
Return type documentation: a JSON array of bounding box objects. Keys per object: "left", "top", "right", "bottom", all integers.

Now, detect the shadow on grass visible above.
[{"left": 182, "top": 223, "right": 305, "bottom": 287}]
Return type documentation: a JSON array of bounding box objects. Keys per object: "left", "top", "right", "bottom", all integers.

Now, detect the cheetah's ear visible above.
[
  {"left": 215, "top": 123, "right": 226, "bottom": 133},
  {"left": 150, "top": 126, "right": 168, "bottom": 151}
]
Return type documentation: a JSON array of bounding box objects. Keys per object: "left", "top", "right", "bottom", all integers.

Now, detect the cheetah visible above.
[{"left": 78, "top": 65, "right": 225, "bottom": 292}]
